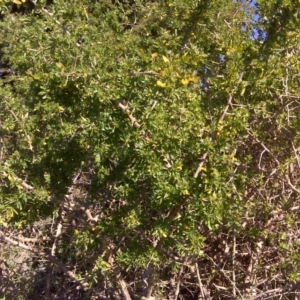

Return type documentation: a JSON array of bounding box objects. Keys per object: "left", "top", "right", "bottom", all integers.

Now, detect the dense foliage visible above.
[{"left": 1, "top": 0, "right": 300, "bottom": 299}]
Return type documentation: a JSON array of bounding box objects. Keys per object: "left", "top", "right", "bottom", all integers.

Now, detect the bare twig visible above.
[
  {"left": 0, "top": 230, "right": 87, "bottom": 289},
  {"left": 292, "top": 140, "right": 300, "bottom": 169},
  {"left": 130, "top": 71, "right": 160, "bottom": 77},
  {"left": 285, "top": 173, "right": 300, "bottom": 194},
  {"left": 77, "top": 205, "right": 99, "bottom": 223},
  {"left": 114, "top": 100, "right": 149, "bottom": 138},
  {"left": 174, "top": 262, "right": 185, "bottom": 300},
  {"left": 51, "top": 214, "right": 63, "bottom": 256},
  {"left": 142, "top": 262, "right": 155, "bottom": 300},
  {"left": 195, "top": 262, "right": 208, "bottom": 300},
  {"left": 232, "top": 231, "right": 236, "bottom": 298},
  {"left": 207, "top": 255, "right": 244, "bottom": 299},
  {"left": 107, "top": 249, "right": 132, "bottom": 300},
  {"left": 193, "top": 152, "right": 209, "bottom": 179},
  {"left": 224, "top": 19, "right": 232, "bottom": 29},
  {"left": 46, "top": 210, "right": 64, "bottom": 299},
  {"left": 252, "top": 282, "right": 300, "bottom": 300},
  {"left": 2, "top": 171, "right": 34, "bottom": 191},
  {"left": 249, "top": 133, "right": 281, "bottom": 170}
]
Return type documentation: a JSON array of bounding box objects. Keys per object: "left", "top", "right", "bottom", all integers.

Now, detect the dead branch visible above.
[
  {"left": 285, "top": 173, "right": 300, "bottom": 194},
  {"left": 0, "top": 230, "right": 86, "bottom": 289},
  {"left": 174, "top": 262, "right": 185, "bottom": 300},
  {"left": 206, "top": 255, "right": 244, "bottom": 299},
  {"left": 45, "top": 211, "right": 64, "bottom": 299},
  {"left": 142, "top": 262, "right": 155, "bottom": 300},
  {"left": 79, "top": 205, "right": 98, "bottom": 223},
  {"left": 107, "top": 248, "right": 132, "bottom": 300},
  {"left": 232, "top": 231, "right": 236, "bottom": 298},
  {"left": 195, "top": 262, "right": 209, "bottom": 300},
  {"left": 252, "top": 282, "right": 300, "bottom": 300}
]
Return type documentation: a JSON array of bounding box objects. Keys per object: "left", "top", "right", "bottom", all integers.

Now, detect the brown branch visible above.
[
  {"left": 0, "top": 230, "right": 86, "bottom": 288},
  {"left": 193, "top": 152, "right": 209, "bottom": 179},
  {"left": 107, "top": 247, "right": 132, "bottom": 300},
  {"left": 142, "top": 262, "right": 155, "bottom": 300},
  {"left": 130, "top": 71, "right": 161, "bottom": 77},
  {"left": 174, "top": 263, "right": 185, "bottom": 300},
  {"left": 114, "top": 100, "right": 150, "bottom": 140},
  {"left": 46, "top": 210, "right": 64, "bottom": 299},
  {"left": 248, "top": 133, "right": 281, "bottom": 169},
  {"left": 2, "top": 171, "right": 34, "bottom": 191},
  {"left": 195, "top": 262, "right": 210, "bottom": 300},
  {"left": 252, "top": 282, "right": 300, "bottom": 300},
  {"left": 206, "top": 255, "right": 244, "bottom": 299},
  {"left": 78, "top": 206, "right": 98, "bottom": 223},
  {"left": 16, "top": 235, "right": 50, "bottom": 243},
  {"left": 285, "top": 173, "right": 300, "bottom": 194},
  {"left": 232, "top": 231, "right": 237, "bottom": 298}
]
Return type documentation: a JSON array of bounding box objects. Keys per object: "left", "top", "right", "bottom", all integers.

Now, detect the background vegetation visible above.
[{"left": 1, "top": 0, "right": 300, "bottom": 299}]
